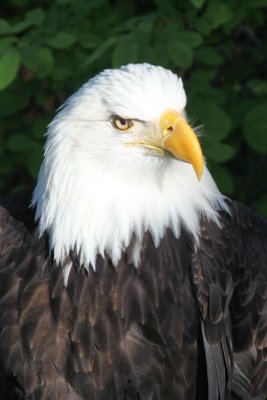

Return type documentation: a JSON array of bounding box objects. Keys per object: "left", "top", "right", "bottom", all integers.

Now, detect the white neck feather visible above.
[{"left": 32, "top": 135, "right": 225, "bottom": 269}]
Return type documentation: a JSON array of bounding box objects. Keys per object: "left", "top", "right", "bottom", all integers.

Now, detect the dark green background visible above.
[{"left": 0, "top": 0, "right": 267, "bottom": 215}]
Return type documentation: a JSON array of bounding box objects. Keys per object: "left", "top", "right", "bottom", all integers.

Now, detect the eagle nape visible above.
[{"left": 0, "top": 63, "right": 266, "bottom": 400}]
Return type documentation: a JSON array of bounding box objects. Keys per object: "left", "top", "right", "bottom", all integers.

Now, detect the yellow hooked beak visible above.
[{"left": 159, "top": 110, "right": 204, "bottom": 180}]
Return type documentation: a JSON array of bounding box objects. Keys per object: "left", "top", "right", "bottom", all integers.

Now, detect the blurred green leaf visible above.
[
  {"left": 11, "top": 20, "right": 34, "bottom": 34},
  {"left": 0, "top": 48, "right": 21, "bottom": 90},
  {"left": 205, "top": 3, "right": 233, "bottom": 28},
  {"left": 196, "top": 3, "right": 232, "bottom": 34},
  {"left": 189, "top": 68, "right": 217, "bottom": 87},
  {"left": 25, "top": 143, "right": 43, "bottom": 177},
  {"left": 52, "top": 65, "right": 72, "bottom": 81},
  {"left": 248, "top": 80, "right": 267, "bottom": 96},
  {"left": 22, "top": 46, "right": 54, "bottom": 77},
  {"left": 153, "top": 0, "right": 178, "bottom": 17},
  {"left": 195, "top": 18, "right": 213, "bottom": 35},
  {"left": 133, "top": 17, "right": 155, "bottom": 43},
  {"left": 228, "top": 100, "right": 255, "bottom": 130},
  {"left": 8, "top": 0, "right": 29, "bottom": 7},
  {"left": 138, "top": 43, "right": 170, "bottom": 66},
  {"left": 159, "top": 23, "right": 182, "bottom": 42},
  {"left": 246, "top": 0, "right": 267, "bottom": 6},
  {"left": 0, "top": 19, "right": 11, "bottom": 35},
  {"left": 25, "top": 8, "right": 45, "bottom": 25},
  {"left": 47, "top": 32, "right": 77, "bottom": 49},
  {"left": 8, "top": 9, "right": 45, "bottom": 34},
  {"left": 159, "top": 27, "right": 202, "bottom": 49},
  {"left": 175, "top": 31, "right": 203, "bottom": 48},
  {"left": 82, "top": 36, "right": 118, "bottom": 67},
  {"left": 168, "top": 42, "right": 193, "bottom": 68},
  {"left": 6, "top": 134, "right": 35, "bottom": 152},
  {"left": 31, "top": 118, "right": 49, "bottom": 139},
  {"left": 203, "top": 140, "right": 235, "bottom": 162},
  {"left": 190, "top": 0, "right": 206, "bottom": 8},
  {"left": 243, "top": 103, "right": 267, "bottom": 153},
  {"left": 195, "top": 47, "right": 224, "bottom": 66},
  {"left": 0, "top": 38, "right": 17, "bottom": 55},
  {"left": 112, "top": 40, "right": 139, "bottom": 68},
  {"left": 78, "top": 33, "right": 101, "bottom": 49},
  {"left": 0, "top": 91, "right": 26, "bottom": 117},
  {"left": 208, "top": 162, "right": 235, "bottom": 194},
  {"left": 190, "top": 102, "right": 232, "bottom": 140}
]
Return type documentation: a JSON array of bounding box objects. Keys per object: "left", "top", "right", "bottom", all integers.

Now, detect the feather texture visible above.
[
  {"left": 1, "top": 191, "right": 267, "bottom": 399},
  {"left": 192, "top": 200, "right": 267, "bottom": 399}
]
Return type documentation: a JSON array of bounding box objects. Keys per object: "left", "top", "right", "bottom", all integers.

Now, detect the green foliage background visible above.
[{"left": 0, "top": 0, "right": 267, "bottom": 214}]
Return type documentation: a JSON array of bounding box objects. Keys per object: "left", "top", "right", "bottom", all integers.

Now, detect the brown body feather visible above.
[{"left": 0, "top": 190, "right": 266, "bottom": 400}]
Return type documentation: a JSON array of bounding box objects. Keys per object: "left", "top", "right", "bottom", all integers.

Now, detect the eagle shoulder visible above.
[
  {"left": 0, "top": 190, "right": 72, "bottom": 399},
  {"left": 193, "top": 199, "right": 267, "bottom": 399}
]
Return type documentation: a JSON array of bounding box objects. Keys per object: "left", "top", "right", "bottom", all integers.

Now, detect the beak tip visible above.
[
  {"left": 193, "top": 159, "right": 204, "bottom": 181},
  {"left": 197, "top": 172, "right": 203, "bottom": 181}
]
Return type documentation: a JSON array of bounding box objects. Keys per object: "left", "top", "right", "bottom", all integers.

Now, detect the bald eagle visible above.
[{"left": 0, "top": 64, "right": 266, "bottom": 400}]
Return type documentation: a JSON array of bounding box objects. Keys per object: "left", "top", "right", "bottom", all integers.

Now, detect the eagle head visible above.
[{"left": 32, "top": 63, "right": 225, "bottom": 272}]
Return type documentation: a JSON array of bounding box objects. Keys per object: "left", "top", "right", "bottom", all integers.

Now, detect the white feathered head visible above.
[{"left": 32, "top": 64, "right": 225, "bottom": 271}]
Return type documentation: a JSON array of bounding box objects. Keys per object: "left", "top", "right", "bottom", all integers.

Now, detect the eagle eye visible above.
[{"left": 113, "top": 115, "right": 133, "bottom": 131}]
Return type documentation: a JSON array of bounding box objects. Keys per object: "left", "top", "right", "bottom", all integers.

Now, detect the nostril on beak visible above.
[{"left": 163, "top": 126, "right": 174, "bottom": 137}]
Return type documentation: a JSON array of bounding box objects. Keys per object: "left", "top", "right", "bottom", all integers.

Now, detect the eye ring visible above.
[{"left": 112, "top": 115, "right": 133, "bottom": 131}]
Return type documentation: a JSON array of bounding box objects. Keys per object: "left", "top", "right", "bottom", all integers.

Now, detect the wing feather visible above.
[{"left": 193, "top": 200, "right": 267, "bottom": 399}]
